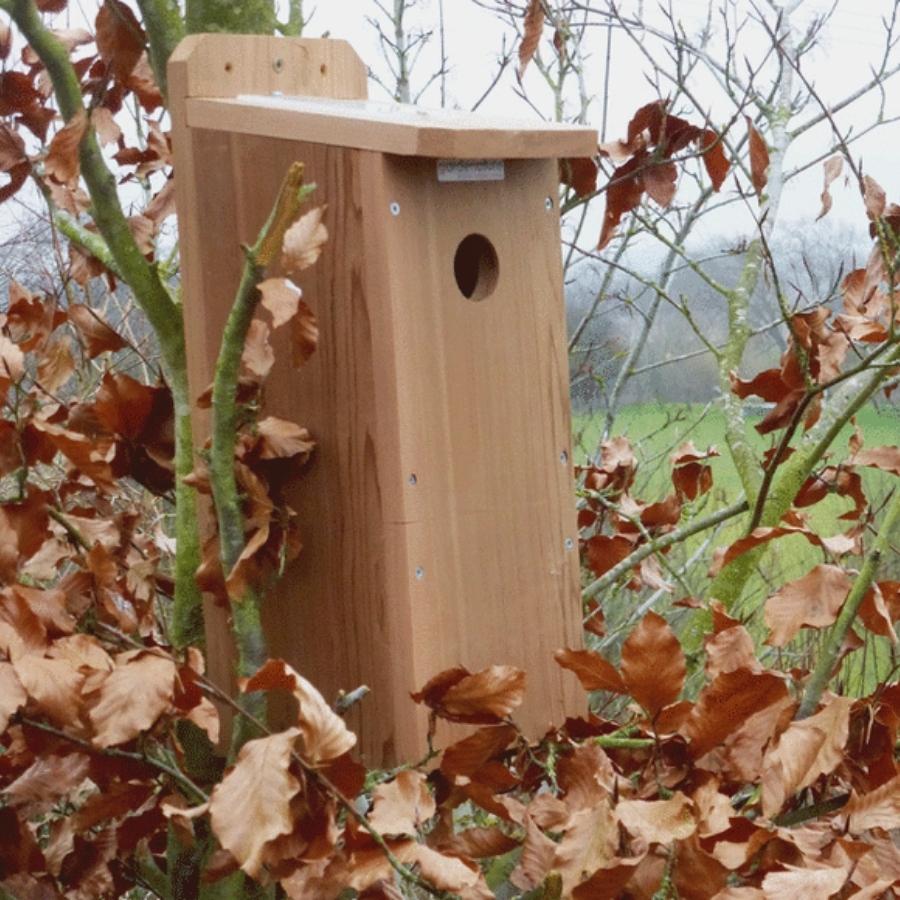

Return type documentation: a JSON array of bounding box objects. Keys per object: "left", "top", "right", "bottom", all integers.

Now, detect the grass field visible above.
[{"left": 572, "top": 402, "right": 900, "bottom": 692}]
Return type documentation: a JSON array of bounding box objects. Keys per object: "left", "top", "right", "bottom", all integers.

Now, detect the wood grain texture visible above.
[
  {"left": 185, "top": 95, "right": 598, "bottom": 159},
  {"left": 169, "top": 36, "right": 585, "bottom": 765}
]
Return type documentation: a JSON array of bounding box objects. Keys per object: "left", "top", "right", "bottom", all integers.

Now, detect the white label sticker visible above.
[{"left": 437, "top": 159, "right": 505, "bottom": 183}]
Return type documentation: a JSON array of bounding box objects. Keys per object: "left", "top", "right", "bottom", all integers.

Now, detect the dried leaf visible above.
[
  {"left": 517, "top": 0, "right": 545, "bottom": 78},
  {"left": 243, "top": 659, "right": 356, "bottom": 763},
  {"left": 13, "top": 654, "right": 84, "bottom": 727},
  {"left": 764, "top": 564, "right": 851, "bottom": 647},
  {"left": 209, "top": 728, "right": 302, "bottom": 878},
  {"left": 259, "top": 277, "right": 302, "bottom": 329},
  {"left": 817, "top": 155, "right": 843, "bottom": 220},
  {"left": 554, "top": 647, "right": 627, "bottom": 694},
  {"left": 256, "top": 416, "right": 315, "bottom": 461},
  {"left": 0, "top": 661, "right": 26, "bottom": 730},
  {"left": 683, "top": 669, "right": 789, "bottom": 759},
  {"left": 760, "top": 695, "right": 853, "bottom": 818},
  {"left": 617, "top": 792, "right": 696, "bottom": 844},
  {"left": 560, "top": 157, "right": 598, "bottom": 197},
  {"left": 642, "top": 160, "right": 677, "bottom": 207},
  {"left": 620, "top": 611, "right": 685, "bottom": 717},
  {"left": 746, "top": 117, "right": 769, "bottom": 195},
  {"left": 45, "top": 110, "right": 88, "bottom": 185},
  {"left": 290, "top": 299, "right": 318, "bottom": 367},
  {"left": 368, "top": 770, "right": 435, "bottom": 836},
  {"left": 88, "top": 650, "right": 176, "bottom": 747},
  {"left": 699, "top": 129, "right": 730, "bottom": 190},
  {"left": 760, "top": 864, "right": 848, "bottom": 898},
  {"left": 843, "top": 774, "right": 900, "bottom": 832},
  {"left": 95, "top": 0, "right": 146, "bottom": 83},
  {"left": 863, "top": 174, "right": 886, "bottom": 220},
  {"left": 67, "top": 304, "right": 127, "bottom": 358},
  {"left": 438, "top": 665, "right": 526, "bottom": 723},
  {"left": 282, "top": 206, "right": 327, "bottom": 275}
]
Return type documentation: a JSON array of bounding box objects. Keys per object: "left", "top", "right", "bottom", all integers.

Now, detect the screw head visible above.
[
  {"left": 545, "top": 196, "right": 554, "bottom": 211},
  {"left": 272, "top": 57, "right": 284, "bottom": 73},
  {"left": 564, "top": 538, "right": 575, "bottom": 551},
  {"left": 560, "top": 450, "right": 569, "bottom": 465},
  {"left": 414, "top": 566, "right": 425, "bottom": 580},
  {"left": 408, "top": 473, "right": 418, "bottom": 486},
  {"left": 390, "top": 201, "right": 401, "bottom": 216}
]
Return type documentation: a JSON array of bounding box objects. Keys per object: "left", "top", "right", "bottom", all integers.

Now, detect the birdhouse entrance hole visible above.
[{"left": 453, "top": 233, "right": 499, "bottom": 301}]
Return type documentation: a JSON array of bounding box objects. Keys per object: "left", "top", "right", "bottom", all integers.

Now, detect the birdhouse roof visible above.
[{"left": 184, "top": 93, "right": 598, "bottom": 159}]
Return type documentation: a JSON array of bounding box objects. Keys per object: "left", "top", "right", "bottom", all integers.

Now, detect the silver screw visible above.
[
  {"left": 390, "top": 201, "right": 401, "bottom": 216},
  {"left": 545, "top": 196, "right": 554, "bottom": 211},
  {"left": 560, "top": 450, "right": 569, "bottom": 465},
  {"left": 408, "top": 474, "right": 418, "bottom": 486},
  {"left": 414, "top": 566, "right": 425, "bottom": 580},
  {"left": 564, "top": 538, "right": 575, "bottom": 551},
  {"left": 272, "top": 58, "right": 284, "bottom": 73}
]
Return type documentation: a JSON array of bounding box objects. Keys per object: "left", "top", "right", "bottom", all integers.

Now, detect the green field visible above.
[{"left": 573, "top": 402, "right": 899, "bottom": 691}]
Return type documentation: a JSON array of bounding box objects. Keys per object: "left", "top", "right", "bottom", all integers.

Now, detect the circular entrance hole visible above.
[{"left": 453, "top": 234, "right": 499, "bottom": 301}]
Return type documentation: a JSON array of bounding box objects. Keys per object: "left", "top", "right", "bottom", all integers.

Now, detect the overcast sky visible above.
[{"left": 8, "top": 0, "right": 900, "bottom": 253}]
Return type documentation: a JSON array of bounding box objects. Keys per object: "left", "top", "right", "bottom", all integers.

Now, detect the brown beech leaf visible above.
[
  {"left": 0, "top": 661, "right": 26, "bottom": 730},
  {"left": 209, "top": 728, "right": 302, "bottom": 878},
  {"left": 863, "top": 174, "right": 886, "bottom": 220},
  {"left": 517, "top": 0, "right": 545, "bottom": 78},
  {"left": 67, "top": 304, "right": 127, "bottom": 357},
  {"left": 256, "top": 416, "right": 315, "bottom": 461},
  {"left": 44, "top": 110, "right": 88, "bottom": 185},
  {"left": 705, "top": 624, "right": 759, "bottom": 679},
  {"left": 598, "top": 154, "right": 645, "bottom": 249},
  {"left": 0, "top": 22, "right": 10, "bottom": 59},
  {"left": 760, "top": 864, "right": 848, "bottom": 898},
  {"left": 243, "top": 659, "right": 355, "bottom": 763},
  {"left": 760, "top": 694, "right": 853, "bottom": 818},
  {"left": 440, "top": 723, "right": 517, "bottom": 779},
  {"left": 4, "top": 753, "right": 90, "bottom": 818},
  {"left": 682, "top": 669, "right": 789, "bottom": 759},
  {"left": 36, "top": 0, "right": 68, "bottom": 9},
  {"left": 368, "top": 770, "right": 435, "bottom": 836},
  {"left": 291, "top": 298, "right": 318, "bottom": 367},
  {"left": 241, "top": 317, "right": 275, "bottom": 381},
  {"left": 850, "top": 445, "right": 900, "bottom": 476},
  {"left": 699, "top": 129, "right": 730, "bottom": 190},
  {"left": 642, "top": 160, "right": 677, "bottom": 207},
  {"left": 746, "top": 117, "right": 769, "bottom": 195},
  {"left": 438, "top": 665, "right": 526, "bottom": 723},
  {"left": 282, "top": 205, "right": 327, "bottom": 275},
  {"left": 409, "top": 844, "right": 493, "bottom": 897},
  {"left": 36, "top": 337, "right": 75, "bottom": 393},
  {"left": 95, "top": 0, "right": 146, "bottom": 83},
  {"left": 509, "top": 814, "right": 557, "bottom": 891},
  {"left": 559, "top": 157, "right": 598, "bottom": 197},
  {"left": 843, "top": 773, "right": 900, "bottom": 832},
  {"left": 585, "top": 533, "right": 634, "bottom": 578},
  {"left": 259, "top": 277, "right": 302, "bottom": 329},
  {"left": 13, "top": 654, "right": 84, "bottom": 727},
  {"left": 88, "top": 650, "right": 177, "bottom": 747},
  {"left": 617, "top": 792, "right": 696, "bottom": 844},
  {"left": 817, "top": 155, "right": 843, "bottom": 220},
  {"left": 764, "top": 564, "right": 851, "bottom": 647},
  {"left": 554, "top": 647, "right": 627, "bottom": 694},
  {"left": 620, "top": 611, "right": 685, "bottom": 717}
]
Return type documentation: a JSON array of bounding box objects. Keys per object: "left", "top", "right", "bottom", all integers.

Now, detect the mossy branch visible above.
[
  {"left": 582, "top": 498, "right": 749, "bottom": 605},
  {"left": 208, "top": 162, "right": 310, "bottom": 755},
  {"left": 134, "top": 0, "right": 185, "bottom": 102},
  {"left": 1, "top": 0, "right": 205, "bottom": 650},
  {"left": 796, "top": 487, "right": 900, "bottom": 719}
]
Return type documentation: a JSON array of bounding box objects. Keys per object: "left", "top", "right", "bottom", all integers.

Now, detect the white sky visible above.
[{"left": 6, "top": 0, "right": 900, "bottom": 254}]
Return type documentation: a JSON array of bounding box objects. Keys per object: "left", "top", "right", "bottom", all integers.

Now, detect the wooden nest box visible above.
[{"left": 170, "top": 35, "right": 597, "bottom": 766}]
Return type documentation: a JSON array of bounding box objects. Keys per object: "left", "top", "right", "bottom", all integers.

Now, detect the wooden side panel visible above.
[
  {"left": 365, "top": 155, "right": 585, "bottom": 745},
  {"left": 172, "top": 128, "right": 417, "bottom": 764}
]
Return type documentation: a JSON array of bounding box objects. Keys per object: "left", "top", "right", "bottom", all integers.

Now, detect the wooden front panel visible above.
[
  {"left": 365, "top": 155, "right": 584, "bottom": 745},
  {"left": 174, "top": 126, "right": 582, "bottom": 765}
]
